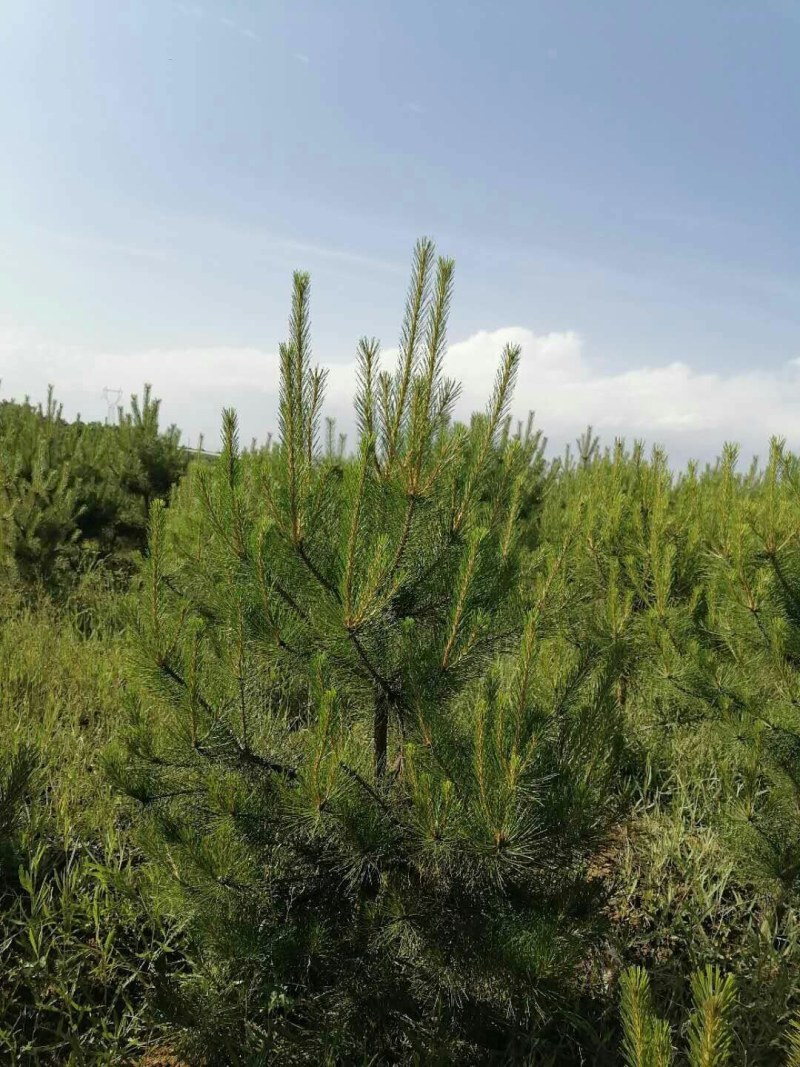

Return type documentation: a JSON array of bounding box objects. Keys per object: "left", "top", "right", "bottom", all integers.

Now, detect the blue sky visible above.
[{"left": 2, "top": 0, "right": 799, "bottom": 463}]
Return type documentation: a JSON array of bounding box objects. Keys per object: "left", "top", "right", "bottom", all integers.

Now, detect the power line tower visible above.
[{"left": 102, "top": 387, "right": 123, "bottom": 426}]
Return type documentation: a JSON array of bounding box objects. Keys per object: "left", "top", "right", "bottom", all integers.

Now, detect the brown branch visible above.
[
  {"left": 297, "top": 539, "right": 342, "bottom": 603},
  {"left": 160, "top": 661, "right": 215, "bottom": 716},
  {"left": 341, "top": 761, "right": 399, "bottom": 823},
  {"left": 273, "top": 580, "right": 309, "bottom": 621},
  {"left": 231, "top": 744, "right": 298, "bottom": 781},
  {"left": 384, "top": 493, "right": 417, "bottom": 588},
  {"left": 160, "top": 661, "right": 298, "bottom": 780},
  {"left": 142, "top": 787, "right": 207, "bottom": 804},
  {"left": 349, "top": 630, "right": 396, "bottom": 702}
]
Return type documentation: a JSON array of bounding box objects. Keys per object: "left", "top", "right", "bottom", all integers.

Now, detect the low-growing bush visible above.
[{"left": 0, "top": 384, "right": 186, "bottom": 597}]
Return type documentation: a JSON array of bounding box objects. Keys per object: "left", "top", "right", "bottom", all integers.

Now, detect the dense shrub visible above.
[
  {"left": 3, "top": 246, "right": 800, "bottom": 1063},
  {"left": 536, "top": 438, "right": 800, "bottom": 1063},
  {"left": 112, "top": 242, "right": 629, "bottom": 1063},
  {"left": 0, "top": 385, "right": 186, "bottom": 595}
]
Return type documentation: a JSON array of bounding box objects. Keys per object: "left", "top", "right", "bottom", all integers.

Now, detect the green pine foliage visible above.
[
  {"left": 0, "top": 388, "right": 88, "bottom": 589},
  {"left": 787, "top": 1014, "right": 800, "bottom": 1066},
  {"left": 4, "top": 239, "right": 800, "bottom": 1062},
  {"left": 619, "top": 966, "right": 672, "bottom": 1067},
  {"left": 536, "top": 436, "right": 800, "bottom": 1060},
  {"left": 618, "top": 964, "right": 737, "bottom": 1067},
  {"left": 115, "top": 383, "right": 188, "bottom": 536},
  {"left": 0, "top": 384, "right": 187, "bottom": 596},
  {"left": 687, "top": 965, "right": 737, "bottom": 1067},
  {"left": 112, "top": 240, "right": 628, "bottom": 1062}
]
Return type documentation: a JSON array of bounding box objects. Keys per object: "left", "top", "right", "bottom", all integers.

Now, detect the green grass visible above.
[{"left": 0, "top": 589, "right": 188, "bottom": 1065}]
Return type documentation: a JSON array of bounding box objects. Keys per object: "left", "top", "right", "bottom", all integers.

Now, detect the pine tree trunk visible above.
[{"left": 374, "top": 692, "right": 389, "bottom": 780}]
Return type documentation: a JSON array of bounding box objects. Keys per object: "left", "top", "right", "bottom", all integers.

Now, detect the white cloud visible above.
[
  {"left": 2, "top": 323, "right": 798, "bottom": 466},
  {"left": 446, "top": 328, "right": 800, "bottom": 464}
]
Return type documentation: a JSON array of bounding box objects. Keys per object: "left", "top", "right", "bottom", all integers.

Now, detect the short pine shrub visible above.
[
  {"left": 112, "top": 240, "right": 628, "bottom": 1063},
  {"left": 0, "top": 384, "right": 187, "bottom": 596}
]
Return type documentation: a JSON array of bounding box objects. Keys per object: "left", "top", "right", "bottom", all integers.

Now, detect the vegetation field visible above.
[{"left": 2, "top": 242, "right": 800, "bottom": 1065}]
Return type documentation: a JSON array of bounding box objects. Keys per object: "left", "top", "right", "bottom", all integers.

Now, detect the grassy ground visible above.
[{"left": 0, "top": 585, "right": 189, "bottom": 1065}]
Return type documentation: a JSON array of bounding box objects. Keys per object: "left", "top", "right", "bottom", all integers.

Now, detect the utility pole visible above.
[{"left": 102, "top": 387, "right": 123, "bottom": 426}]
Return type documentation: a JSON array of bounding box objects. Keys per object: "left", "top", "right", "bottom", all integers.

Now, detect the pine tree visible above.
[
  {"left": 576, "top": 424, "right": 600, "bottom": 469},
  {"left": 535, "top": 436, "right": 800, "bottom": 1060},
  {"left": 0, "top": 390, "right": 86, "bottom": 589},
  {"left": 786, "top": 1013, "right": 800, "bottom": 1066},
  {"left": 114, "top": 383, "right": 187, "bottom": 540},
  {"left": 686, "top": 966, "right": 737, "bottom": 1067},
  {"left": 113, "top": 240, "right": 626, "bottom": 1062},
  {"left": 0, "top": 384, "right": 187, "bottom": 593}
]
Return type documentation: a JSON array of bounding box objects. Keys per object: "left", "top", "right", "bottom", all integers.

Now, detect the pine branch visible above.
[
  {"left": 343, "top": 440, "right": 372, "bottom": 623},
  {"left": 349, "top": 629, "right": 396, "bottom": 702},
  {"left": 386, "top": 237, "right": 434, "bottom": 466},
  {"left": 296, "top": 538, "right": 341, "bottom": 602},
  {"left": 355, "top": 336, "right": 380, "bottom": 451},
  {"left": 341, "top": 761, "right": 399, "bottom": 819},
  {"left": 687, "top": 966, "right": 736, "bottom": 1067}
]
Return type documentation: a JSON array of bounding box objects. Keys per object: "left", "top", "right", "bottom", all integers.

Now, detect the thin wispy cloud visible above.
[
  {"left": 273, "top": 238, "right": 404, "bottom": 275},
  {"left": 158, "top": 214, "right": 407, "bottom": 275},
  {"left": 32, "top": 228, "right": 172, "bottom": 264},
  {"left": 29, "top": 219, "right": 402, "bottom": 279},
  {"left": 219, "top": 16, "right": 259, "bottom": 41},
  {"left": 175, "top": 2, "right": 203, "bottom": 17},
  {"left": 175, "top": 3, "right": 259, "bottom": 42}
]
